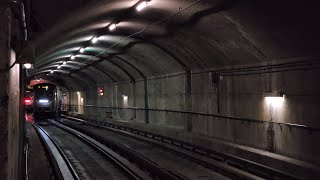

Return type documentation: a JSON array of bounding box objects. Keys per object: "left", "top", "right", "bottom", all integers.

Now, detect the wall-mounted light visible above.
[
  {"left": 265, "top": 92, "right": 285, "bottom": 107},
  {"left": 122, "top": 95, "right": 128, "bottom": 107},
  {"left": 23, "top": 63, "right": 33, "bottom": 69},
  {"left": 57, "top": 65, "right": 61, "bottom": 69},
  {"left": 63, "top": 61, "right": 67, "bottom": 65},
  {"left": 91, "top": 36, "right": 99, "bottom": 44},
  {"left": 50, "top": 70, "right": 54, "bottom": 74},
  {"left": 136, "top": 1, "right": 148, "bottom": 11},
  {"left": 70, "top": 55, "right": 76, "bottom": 60},
  {"left": 79, "top": 47, "right": 85, "bottom": 53},
  {"left": 77, "top": 91, "right": 80, "bottom": 95},
  {"left": 109, "top": 23, "right": 117, "bottom": 31},
  {"left": 122, "top": 95, "right": 128, "bottom": 100}
]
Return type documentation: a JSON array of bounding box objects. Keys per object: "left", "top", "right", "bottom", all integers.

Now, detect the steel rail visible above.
[
  {"left": 61, "top": 114, "right": 301, "bottom": 180},
  {"left": 49, "top": 120, "right": 154, "bottom": 180},
  {"left": 62, "top": 126, "right": 195, "bottom": 180},
  {"left": 31, "top": 122, "right": 79, "bottom": 180}
]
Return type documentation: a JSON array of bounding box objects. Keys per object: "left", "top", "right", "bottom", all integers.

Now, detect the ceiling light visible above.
[
  {"left": 79, "top": 47, "right": 85, "bottom": 53},
  {"left": 136, "top": 1, "right": 148, "bottom": 11},
  {"left": 70, "top": 55, "right": 76, "bottom": 60},
  {"left": 91, "top": 36, "right": 99, "bottom": 43},
  {"left": 109, "top": 23, "right": 117, "bottom": 31},
  {"left": 57, "top": 65, "right": 61, "bottom": 69},
  {"left": 23, "top": 63, "right": 32, "bottom": 69},
  {"left": 63, "top": 61, "right": 67, "bottom": 65},
  {"left": 50, "top": 70, "right": 54, "bottom": 73}
]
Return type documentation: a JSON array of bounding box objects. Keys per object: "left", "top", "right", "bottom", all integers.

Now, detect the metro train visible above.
[{"left": 33, "top": 83, "right": 57, "bottom": 123}]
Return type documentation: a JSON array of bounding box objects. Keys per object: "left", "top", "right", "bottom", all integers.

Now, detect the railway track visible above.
[
  {"left": 49, "top": 120, "right": 209, "bottom": 180},
  {"left": 59, "top": 114, "right": 301, "bottom": 180},
  {"left": 32, "top": 122, "right": 153, "bottom": 180},
  {"left": 56, "top": 118, "right": 253, "bottom": 179}
]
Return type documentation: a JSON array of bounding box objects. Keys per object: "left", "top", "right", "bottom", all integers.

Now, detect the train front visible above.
[{"left": 33, "top": 84, "right": 56, "bottom": 123}]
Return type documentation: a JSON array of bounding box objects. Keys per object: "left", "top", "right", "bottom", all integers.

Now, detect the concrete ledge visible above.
[{"left": 67, "top": 113, "right": 320, "bottom": 179}]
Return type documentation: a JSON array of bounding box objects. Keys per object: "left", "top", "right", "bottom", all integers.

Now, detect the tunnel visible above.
[{"left": 0, "top": 0, "right": 320, "bottom": 179}]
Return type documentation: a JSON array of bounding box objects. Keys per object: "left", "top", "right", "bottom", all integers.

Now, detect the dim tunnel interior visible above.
[
  {"left": 29, "top": 0, "right": 320, "bottom": 165},
  {"left": 1, "top": 0, "right": 320, "bottom": 179}
]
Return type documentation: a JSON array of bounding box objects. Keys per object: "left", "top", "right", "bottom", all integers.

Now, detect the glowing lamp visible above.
[
  {"left": 91, "top": 36, "right": 99, "bottom": 44},
  {"left": 57, "top": 65, "right": 61, "bottom": 69},
  {"left": 50, "top": 70, "right": 54, "bottom": 74},
  {"left": 63, "top": 61, "right": 67, "bottom": 65},
  {"left": 24, "top": 97, "right": 32, "bottom": 106},
  {"left": 109, "top": 24, "right": 117, "bottom": 31},
  {"left": 70, "top": 55, "right": 76, "bottom": 60},
  {"left": 136, "top": 1, "right": 148, "bottom": 11},
  {"left": 98, "top": 87, "right": 104, "bottom": 96},
  {"left": 79, "top": 47, "right": 85, "bottom": 53},
  {"left": 122, "top": 95, "right": 128, "bottom": 100},
  {"left": 23, "top": 63, "right": 32, "bottom": 69},
  {"left": 265, "top": 92, "right": 285, "bottom": 107},
  {"left": 39, "top": 99, "right": 49, "bottom": 103}
]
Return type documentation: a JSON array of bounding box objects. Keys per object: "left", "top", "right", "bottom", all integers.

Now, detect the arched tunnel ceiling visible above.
[{"left": 29, "top": 0, "right": 320, "bottom": 90}]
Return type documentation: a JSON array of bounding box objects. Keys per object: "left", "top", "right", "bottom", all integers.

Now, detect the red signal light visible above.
[
  {"left": 24, "top": 97, "right": 33, "bottom": 106},
  {"left": 98, "top": 87, "right": 104, "bottom": 96}
]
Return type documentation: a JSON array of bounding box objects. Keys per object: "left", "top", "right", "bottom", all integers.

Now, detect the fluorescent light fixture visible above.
[
  {"left": 70, "top": 55, "right": 76, "bottom": 60},
  {"left": 109, "top": 23, "right": 117, "bottom": 31},
  {"left": 63, "top": 61, "right": 67, "bottom": 65},
  {"left": 39, "top": 99, "right": 49, "bottom": 103},
  {"left": 57, "top": 65, "right": 61, "bottom": 69},
  {"left": 23, "top": 63, "right": 32, "bottom": 69},
  {"left": 136, "top": 1, "right": 148, "bottom": 11},
  {"left": 91, "top": 36, "right": 99, "bottom": 43},
  {"left": 265, "top": 92, "right": 285, "bottom": 107},
  {"left": 79, "top": 47, "right": 85, "bottom": 53}
]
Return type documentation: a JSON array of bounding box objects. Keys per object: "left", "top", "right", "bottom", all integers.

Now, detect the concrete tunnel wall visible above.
[
  {"left": 62, "top": 60, "right": 320, "bottom": 165},
  {"left": 0, "top": 7, "right": 22, "bottom": 179}
]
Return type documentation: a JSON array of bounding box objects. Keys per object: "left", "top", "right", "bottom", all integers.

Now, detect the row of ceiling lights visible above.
[{"left": 48, "top": 1, "right": 149, "bottom": 75}]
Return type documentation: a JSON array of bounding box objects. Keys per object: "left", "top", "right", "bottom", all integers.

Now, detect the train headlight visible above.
[{"left": 39, "top": 99, "right": 49, "bottom": 103}]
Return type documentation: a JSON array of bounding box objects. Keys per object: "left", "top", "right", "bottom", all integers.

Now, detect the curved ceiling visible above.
[{"left": 29, "top": 0, "right": 320, "bottom": 90}]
